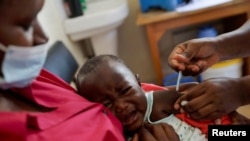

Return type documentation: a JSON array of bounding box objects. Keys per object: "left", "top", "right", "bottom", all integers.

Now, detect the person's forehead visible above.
[
  {"left": 0, "top": 0, "right": 44, "bottom": 16},
  {"left": 101, "top": 61, "right": 133, "bottom": 78},
  {"left": 81, "top": 60, "right": 135, "bottom": 88}
]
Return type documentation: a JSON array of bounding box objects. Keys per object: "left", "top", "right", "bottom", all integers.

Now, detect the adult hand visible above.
[
  {"left": 168, "top": 38, "right": 221, "bottom": 76},
  {"left": 174, "top": 77, "right": 245, "bottom": 121},
  {"left": 131, "top": 123, "right": 179, "bottom": 141}
]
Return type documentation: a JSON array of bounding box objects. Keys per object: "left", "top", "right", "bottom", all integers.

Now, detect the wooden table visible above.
[{"left": 136, "top": 0, "right": 250, "bottom": 85}]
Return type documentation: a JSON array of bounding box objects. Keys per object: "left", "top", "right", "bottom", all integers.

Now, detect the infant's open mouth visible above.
[{"left": 123, "top": 110, "right": 137, "bottom": 126}]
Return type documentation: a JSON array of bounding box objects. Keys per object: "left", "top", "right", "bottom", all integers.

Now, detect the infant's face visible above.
[{"left": 79, "top": 61, "right": 147, "bottom": 133}]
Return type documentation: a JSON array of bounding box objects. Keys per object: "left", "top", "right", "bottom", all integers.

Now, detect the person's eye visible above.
[
  {"left": 120, "top": 86, "right": 131, "bottom": 95},
  {"left": 19, "top": 24, "right": 31, "bottom": 31},
  {"left": 103, "top": 101, "right": 112, "bottom": 108}
]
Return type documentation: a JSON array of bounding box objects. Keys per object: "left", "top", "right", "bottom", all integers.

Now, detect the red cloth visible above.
[
  {"left": 0, "top": 69, "right": 124, "bottom": 141},
  {"left": 141, "top": 83, "right": 232, "bottom": 136}
]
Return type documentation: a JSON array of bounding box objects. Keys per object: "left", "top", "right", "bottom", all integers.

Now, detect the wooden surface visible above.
[{"left": 136, "top": 0, "right": 250, "bottom": 85}]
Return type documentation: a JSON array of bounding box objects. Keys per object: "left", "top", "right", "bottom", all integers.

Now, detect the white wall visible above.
[{"left": 118, "top": 0, "right": 157, "bottom": 83}]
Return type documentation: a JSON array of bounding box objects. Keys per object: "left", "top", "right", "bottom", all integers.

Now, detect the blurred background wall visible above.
[{"left": 38, "top": 0, "right": 229, "bottom": 84}]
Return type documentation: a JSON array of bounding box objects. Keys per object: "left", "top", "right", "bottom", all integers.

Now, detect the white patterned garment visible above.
[{"left": 143, "top": 91, "right": 207, "bottom": 141}]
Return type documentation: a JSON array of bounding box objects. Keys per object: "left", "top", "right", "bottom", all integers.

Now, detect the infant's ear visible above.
[{"left": 135, "top": 73, "right": 141, "bottom": 86}]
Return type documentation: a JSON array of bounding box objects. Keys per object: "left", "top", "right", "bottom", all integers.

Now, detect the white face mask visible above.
[{"left": 0, "top": 28, "right": 48, "bottom": 89}]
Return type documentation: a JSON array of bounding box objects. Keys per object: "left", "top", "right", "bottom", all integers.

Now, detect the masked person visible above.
[
  {"left": 168, "top": 20, "right": 250, "bottom": 122},
  {"left": 0, "top": 0, "right": 180, "bottom": 141}
]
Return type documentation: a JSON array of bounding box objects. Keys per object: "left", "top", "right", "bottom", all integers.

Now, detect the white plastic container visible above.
[{"left": 201, "top": 58, "right": 243, "bottom": 81}]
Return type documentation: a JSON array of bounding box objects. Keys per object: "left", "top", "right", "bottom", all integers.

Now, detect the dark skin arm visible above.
[
  {"left": 129, "top": 84, "right": 196, "bottom": 141},
  {"left": 141, "top": 83, "right": 199, "bottom": 121},
  {"left": 168, "top": 20, "right": 250, "bottom": 75},
  {"left": 168, "top": 20, "right": 250, "bottom": 121},
  {"left": 165, "top": 82, "right": 199, "bottom": 91}
]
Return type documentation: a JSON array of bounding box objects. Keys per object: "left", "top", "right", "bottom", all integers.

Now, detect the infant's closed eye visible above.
[
  {"left": 103, "top": 101, "right": 112, "bottom": 108},
  {"left": 120, "top": 87, "right": 131, "bottom": 96}
]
